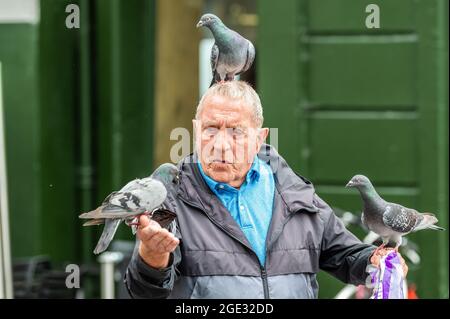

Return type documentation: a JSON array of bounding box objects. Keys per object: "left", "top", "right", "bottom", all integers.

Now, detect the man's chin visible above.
[{"left": 207, "top": 169, "right": 233, "bottom": 183}]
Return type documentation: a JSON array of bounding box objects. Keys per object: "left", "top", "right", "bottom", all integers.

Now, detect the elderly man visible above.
[{"left": 124, "top": 81, "right": 407, "bottom": 298}]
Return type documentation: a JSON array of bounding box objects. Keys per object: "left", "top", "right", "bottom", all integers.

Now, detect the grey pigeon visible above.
[
  {"left": 196, "top": 13, "right": 255, "bottom": 86},
  {"left": 79, "top": 163, "right": 179, "bottom": 254},
  {"left": 346, "top": 174, "right": 445, "bottom": 253}
]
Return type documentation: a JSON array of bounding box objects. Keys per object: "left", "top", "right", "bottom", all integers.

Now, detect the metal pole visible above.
[
  {"left": 98, "top": 251, "right": 123, "bottom": 299},
  {"left": 0, "top": 62, "right": 14, "bottom": 298}
]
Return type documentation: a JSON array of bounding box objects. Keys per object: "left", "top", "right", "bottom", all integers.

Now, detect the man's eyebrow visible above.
[
  {"left": 201, "top": 120, "right": 218, "bottom": 127},
  {"left": 201, "top": 120, "right": 247, "bottom": 128}
]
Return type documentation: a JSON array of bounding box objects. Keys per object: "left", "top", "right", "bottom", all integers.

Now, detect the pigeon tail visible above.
[
  {"left": 94, "top": 219, "right": 121, "bottom": 254},
  {"left": 415, "top": 213, "right": 445, "bottom": 232},
  {"left": 83, "top": 219, "right": 104, "bottom": 226},
  {"left": 429, "top": 224, "right": 446, "bottom": 231},
  {"left": 79, "top": 206, "right": 104, "bottom": 219}
]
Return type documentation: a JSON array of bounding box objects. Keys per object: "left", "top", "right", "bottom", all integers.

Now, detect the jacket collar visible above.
[{"left": 177, "top": 144, "right": 319, "bottom": 215}]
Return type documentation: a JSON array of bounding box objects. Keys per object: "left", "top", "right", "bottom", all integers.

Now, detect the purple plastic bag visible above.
[{"left": 367, "top": 250, "right": 407, "bottom": 299}]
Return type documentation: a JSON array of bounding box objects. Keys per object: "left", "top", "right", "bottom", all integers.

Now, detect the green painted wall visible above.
[
  {"left": 38, "top": 0, "right": 79, "bottom": 263},
  {"left": 0, "top": 0, "right": 156, "bottom": 269},
  {"left": 0, "top": 24, "right": 41, "bottom": 258},
  {"left": 258, "top": 0, "right": 448, "bottom": 298}
]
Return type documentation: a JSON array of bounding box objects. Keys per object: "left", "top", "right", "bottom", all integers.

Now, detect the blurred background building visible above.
[{"left": 0, "top": 0, "right": 448, "bottom": 298}]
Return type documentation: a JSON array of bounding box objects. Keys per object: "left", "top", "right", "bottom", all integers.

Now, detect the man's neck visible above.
[
  {"left": 228, "top": 176, "right": 246, "bottom": 189},
  {"left": 226, "top": 160, "right": 253, "bottom": 189}
]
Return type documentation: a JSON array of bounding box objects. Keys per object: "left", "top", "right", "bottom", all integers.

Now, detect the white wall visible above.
[{"left": 0, "top": 0, "right": 39, "bottom": 24}]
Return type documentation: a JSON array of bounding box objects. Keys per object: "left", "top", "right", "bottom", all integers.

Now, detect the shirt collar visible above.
[{"left": 197, "top": 156, "right": 261, "bottom": 192}]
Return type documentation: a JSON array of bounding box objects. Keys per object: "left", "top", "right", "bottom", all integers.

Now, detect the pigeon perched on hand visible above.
[
  {"left": 346, "top": 174, "right": 445, "bottom": 254},
  {"left": 79, "top": 163, "right": 179, "bottom": 254},
  {"left": 196, "top": 13, "right": 255, "bottom": 86},
  {"left": 127, "top": 163, "right": 180, "bottom": 235}
]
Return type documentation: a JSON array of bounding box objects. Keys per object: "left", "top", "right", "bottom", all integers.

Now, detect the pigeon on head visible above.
[{"left": 197, "top": 13, "right": 255, "bottom": 86}]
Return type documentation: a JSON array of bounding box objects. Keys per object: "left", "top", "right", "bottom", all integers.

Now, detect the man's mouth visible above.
[{"left": 211, "top": 159, "right": 232, "bottom": 164}]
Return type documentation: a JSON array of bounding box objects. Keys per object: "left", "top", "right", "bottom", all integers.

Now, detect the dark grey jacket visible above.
[{"left": 125, "top": 144, "right": 375, "bottom": 299}]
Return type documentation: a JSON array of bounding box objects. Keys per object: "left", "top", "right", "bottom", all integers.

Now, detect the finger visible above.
[
  {"left": 166, "top": 238, "right": 180, "bottom": 252},
  {"left": 139, "top": 214, "right": 162, "bottom": 230},
  {"left": 146, "top": 229, "right": 172, "bottom": 250},
  {"left": 152, "top": 238, "right": 174, "bottom": 254},
  {"left": 138, "top": 214, "right": 150, "bottom": 228},
  {"left": 376, "top": 248, "right": 395, "bottom": 257},
  {"left": 158, "top": 235, "right": 177, "bottom": 251},
  {"left": 153, "top": 229, "right": 172, "bottom": 246},
  {"left": 137, "top": 219, "right": 162, "bottom": 241},
  {"left": 371, "top": 254, "right": 381, "bottom": 266},
  {"left": 138, "top": 216, "right": 161, "bottom": 234},
  {"left": 400, "top": 259, "right": 408, "bottom": 277},
  {"left": 166, "top": 237, "right": 180, "bottom": 251}
]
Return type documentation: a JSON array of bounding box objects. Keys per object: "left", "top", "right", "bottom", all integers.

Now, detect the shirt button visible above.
[{"left": 219, "top": 185, "right": 224, "bottom": 189}]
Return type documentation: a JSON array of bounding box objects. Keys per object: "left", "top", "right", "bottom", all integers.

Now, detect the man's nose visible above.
[{"left": 213, "top": 130, "right": 232, "bottom": 152}]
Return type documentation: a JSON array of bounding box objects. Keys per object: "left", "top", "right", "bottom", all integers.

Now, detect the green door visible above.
[{"left": 258, "top": 0, "right": 448, "bottom": 298}]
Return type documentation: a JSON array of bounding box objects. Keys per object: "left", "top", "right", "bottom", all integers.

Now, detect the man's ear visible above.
[
  {"left": 192, "top": 119, "right": 199, "bottom": 129},
  {"left": 258, "top": 128, "right": 269, "bottom": 144},
  {"left": 254, "top": 127, "right": 269, "bottom": 153},
  {"left": 192, "top": 119, "right": 201, "bottom": 150}
]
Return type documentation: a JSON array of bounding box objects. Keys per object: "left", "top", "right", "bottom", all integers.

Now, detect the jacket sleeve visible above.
[
  {"left": 315, "top": 195, "right": 376, "bottom": 286},
  {"left": 124, "top": 221, "right": 182, "bottom": 299}
]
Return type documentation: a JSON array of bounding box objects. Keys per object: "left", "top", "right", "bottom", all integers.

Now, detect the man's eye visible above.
[
  {"left": 232, "top": 128, "right": 245, "bottom": 137},
  {"left": 203, "top": 127, "right": 218, "bottom": 136}
]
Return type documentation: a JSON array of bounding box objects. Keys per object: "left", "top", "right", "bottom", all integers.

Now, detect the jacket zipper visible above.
[
  {"left": 179, "top": 196, "right": 271, "bottom": 298},
  {"left": 260, "top": 266, "right": 269, "bottom": 299},
  {"left": 260, "top": 209, "right": 300, "bottom": 299}
]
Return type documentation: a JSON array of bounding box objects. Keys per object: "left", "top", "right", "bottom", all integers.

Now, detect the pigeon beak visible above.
[
  {"left": 345, "top": 181, "right": 354, "bottom": 188},
  {"left": 196, "top": 21, "right": 203, "bottom": 28}
]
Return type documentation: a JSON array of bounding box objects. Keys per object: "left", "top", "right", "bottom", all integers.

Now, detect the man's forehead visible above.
[
  {"left": 199, "top": 95, "right": 252, "bottom": 124},
  {"left": 201, "top": 112, "right": 240, "bottom": 123}
]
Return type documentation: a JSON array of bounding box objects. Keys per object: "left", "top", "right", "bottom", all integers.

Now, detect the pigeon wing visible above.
[
  {"left": 382, "top": 204, "right": 423, "bottom": 233},
  {"left": 102, "top": 179, "right": 167, "bottom": 217},
  {"left": 93, "top": 219, "right": 122, "bottom": 254},
  {"left": 109, "top": 191, "right": 142, "bottom": 211},
  {"left": 238, "top": 39, "right": 255, "bottom": 75}
]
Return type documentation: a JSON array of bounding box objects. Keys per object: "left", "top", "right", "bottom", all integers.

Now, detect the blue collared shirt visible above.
[{"left": 197, "top": 156, "right": 275, "bottom": 266}]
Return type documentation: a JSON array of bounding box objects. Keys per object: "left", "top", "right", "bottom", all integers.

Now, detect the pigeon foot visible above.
[{"left": 126, "top": 211, "right": 152, "bottom": 226}]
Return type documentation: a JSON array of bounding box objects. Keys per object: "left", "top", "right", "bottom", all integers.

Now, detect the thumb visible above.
[
  {"left": 138, "top": 214, "right": 151, "bottom": 228},
  {"left": 136, "top": 215, "right": 161, "bottom": 241}
]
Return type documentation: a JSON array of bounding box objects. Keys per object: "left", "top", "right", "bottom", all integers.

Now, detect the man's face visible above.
[{"left": 193, "top": 94, "right": 268, "bottom": 188}]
